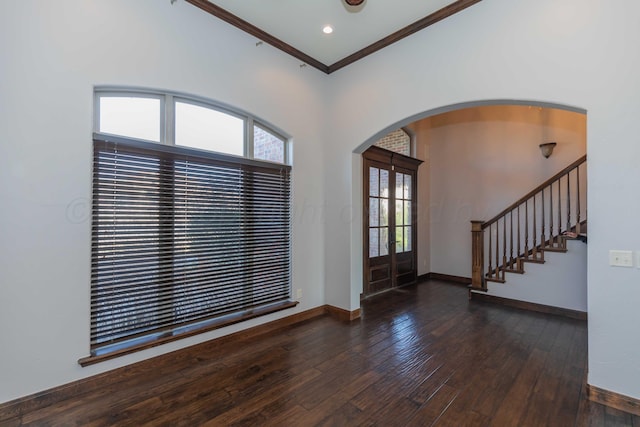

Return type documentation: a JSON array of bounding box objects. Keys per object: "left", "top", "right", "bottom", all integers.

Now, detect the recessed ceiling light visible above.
[{"left": 322, "top": 25, "right": 334, "bottom": 34}]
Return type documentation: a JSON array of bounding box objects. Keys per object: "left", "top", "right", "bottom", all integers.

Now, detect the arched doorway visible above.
[{"left": 353, "top": 100, "right": 587, "bottom": 306}]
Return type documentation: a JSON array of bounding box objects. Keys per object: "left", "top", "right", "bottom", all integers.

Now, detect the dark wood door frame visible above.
[{"left": 362, "top": 146, "right": 422, "bottom": 297}]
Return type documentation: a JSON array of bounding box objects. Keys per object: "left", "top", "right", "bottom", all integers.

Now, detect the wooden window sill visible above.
[{"left": 78, "top": 300, "right": 298, "bottom": 367}]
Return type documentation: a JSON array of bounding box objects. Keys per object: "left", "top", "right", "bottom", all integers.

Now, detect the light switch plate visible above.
[
  {"left": 637, "top": 251, "right": 640, "bottom": 269},
  {"left": 609, "top": 250, "right": 633, "bottom": 267}
]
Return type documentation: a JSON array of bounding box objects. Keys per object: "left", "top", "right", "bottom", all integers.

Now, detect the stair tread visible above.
[
  {"left": 503, "top": 268, "right": 525, "bottom": 274},
  {"left": 485, "top": 277, "right": 506, "bottom": 284}
]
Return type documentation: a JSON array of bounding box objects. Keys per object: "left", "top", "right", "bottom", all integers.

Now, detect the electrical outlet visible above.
[
  {"left": 296, "top": 288, "right": 303, "bottom": 300},
  {"left": 609, "top": 250, "right": 633, "bottom": 267}
]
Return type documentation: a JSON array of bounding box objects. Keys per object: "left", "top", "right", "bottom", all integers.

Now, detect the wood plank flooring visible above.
[{"left": 4, "top": 280, "right": 640, "bottom": 426}]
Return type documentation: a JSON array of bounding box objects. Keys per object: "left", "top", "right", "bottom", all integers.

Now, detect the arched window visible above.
[
  {"left": 94, "top": 88, "right": 289, "bottom": 163},
  {"left": 82, "top": 88, "right": 294, "bottom": 364}
]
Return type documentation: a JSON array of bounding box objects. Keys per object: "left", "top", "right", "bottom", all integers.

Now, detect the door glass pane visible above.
[
  {"left": 396, "top": 173, "right": 403, "bottom": 200},
  {"left": 396, "top": 200, "right": 403, "bottom": 226},
  {"left": 369, "top": 198, "right": 379, "bottom": 227},
  {"left": 175, "top": 101, "right": 244, "bottom": 156},
  {"left": 369, "top": 228, "right": 379, "bottom": 258},
  {"left": 380, "top": 199, "right": 388, "bottom": 226},
  {"left": 380, "top": 170, "right": 389, "bottom": 197},
  {"left": 404, "top": 201, "right": 411, "bottom": 225},
  {"left": 369, "top": 167, "right": 379, "bottom": 197},
  {"left": 380, "top": 227, "right": 389, "bottom": 256},
  {"left": 405, "top": 226, "right": 412, "bottom": 251},
  {"left": 404, "top": 174, "right": 412, "bottom": 199},
  {"left": 99, "top": 96, "right": 161, "bottom": 142},
  {"left": 395, "top": 227, "right": 404, "bottom": 253}
]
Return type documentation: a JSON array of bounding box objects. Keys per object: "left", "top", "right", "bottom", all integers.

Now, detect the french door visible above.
[{"left": 363, "top": 146, "right": 422, "bottom": 296}]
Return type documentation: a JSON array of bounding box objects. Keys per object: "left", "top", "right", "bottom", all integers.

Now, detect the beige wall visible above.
[{"left": 405, "top": 122, "right": 431, "bottom": 276}]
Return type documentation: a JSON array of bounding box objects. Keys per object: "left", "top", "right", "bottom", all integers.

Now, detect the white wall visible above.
[
  {"left": 484, "top": 240, "right": 588, "bottom": 312},
  {"left": 3, "top": 0, "right": 640, "bottom": 407},
  {"left": 424, "top": 105, "right": 586, "bottom": 278},
  {"left": 0, "top": 1, "right": 328, "bottom": 403},
  {"left": 326, "top": 0, "right": 640, "bottom": 401}
]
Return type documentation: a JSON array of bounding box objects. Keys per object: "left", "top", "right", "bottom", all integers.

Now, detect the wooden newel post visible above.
[{"left": 470, "top": 220, "right": 486, "bottom": 293}]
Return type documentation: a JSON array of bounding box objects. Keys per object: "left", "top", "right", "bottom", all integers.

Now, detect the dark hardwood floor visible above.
[{"left": 3, "top": 280, "right": 640, "bottom": 426}]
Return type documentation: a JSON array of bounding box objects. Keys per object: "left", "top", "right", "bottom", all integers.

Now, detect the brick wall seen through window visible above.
[{"left": 374, "top": 129, "right": 411, "bottom": 156}]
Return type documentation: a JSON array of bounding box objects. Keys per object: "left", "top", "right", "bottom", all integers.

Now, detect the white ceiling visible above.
[{"left": 205, "top": 0, "right": 460, "bottom": 66}]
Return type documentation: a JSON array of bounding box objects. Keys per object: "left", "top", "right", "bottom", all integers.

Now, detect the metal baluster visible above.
[
  {"left": 488, "top": 223, "right": 493, "bottom": 278},
  {"left": 517, "top": 205, "right": 521, "bottom": 270},
  {"left": 510, "top": 210, "right": 514, "bottom": 269},
  {"left": 532, "top": 194, "right": 538, "bottom": 259},
  {"left": 524, "top": 200, "right": 529, "bottom": 260},
  {"left": 558, "top": 176, "right": 562, "bottom": 238},
  {"left": 495, "top": 222, "right": 500, "bottom": 278},
  {"left": 567, "top": 172, "right": 571, "bottom": 232},
  {"left": 502, "top": 215, "right": 507, "bottom": 279},
  {"left": 549, "top": 182, "right": 554, "bottom": 247},
  {"left": 576, "top": 166, "right": 581, "bottom": 234},
  {"left": 541, "top": 187, "right": 546, "bottom": 249}
]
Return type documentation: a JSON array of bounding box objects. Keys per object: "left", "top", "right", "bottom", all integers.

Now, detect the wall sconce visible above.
[{"left": 539, "top": 142, "right": 557, "bottom": 158}]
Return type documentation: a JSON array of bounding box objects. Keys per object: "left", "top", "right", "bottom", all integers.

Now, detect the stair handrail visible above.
[
  {"left": 482, "top": 155, "right": 586, "bottom": 229},
  {"left": 470, "top": 154, "right": 587, "bottom": 293}
]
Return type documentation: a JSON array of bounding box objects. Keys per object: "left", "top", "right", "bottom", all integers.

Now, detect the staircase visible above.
[{"left": 470, "top": 155, "right": 587, "bottom": 291}]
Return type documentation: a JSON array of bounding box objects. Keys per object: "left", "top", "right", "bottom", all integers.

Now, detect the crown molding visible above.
[{"left": 185, "top": 0, "right": 482, "bottom": 74}]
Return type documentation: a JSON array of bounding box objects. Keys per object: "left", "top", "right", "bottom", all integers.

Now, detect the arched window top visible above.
[
  {"left": 374, "top": 128, "right": 411, "bottom": 157},
  {"left": 94, "top": 87, "right": 290, "bottom": 165}
]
